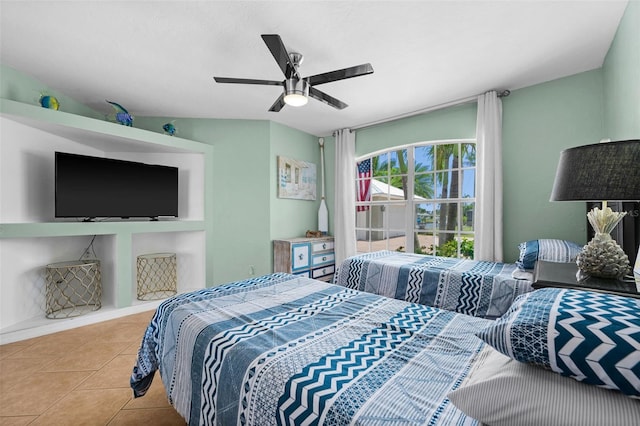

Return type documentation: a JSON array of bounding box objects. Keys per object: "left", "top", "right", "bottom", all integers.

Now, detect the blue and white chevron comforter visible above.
[
  {"left": 334, "top": 251, "right": 533, "bottom": 319},
  {"left": 131, "top": 273, "right": 491, "bottom": 426}
]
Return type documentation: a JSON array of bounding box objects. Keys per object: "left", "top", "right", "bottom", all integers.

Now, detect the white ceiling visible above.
[{"left": 0, "top": 1, "right": 628, "bottom": 136}]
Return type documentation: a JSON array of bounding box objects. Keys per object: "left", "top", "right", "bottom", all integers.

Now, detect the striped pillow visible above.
[
  {"left": 516, "top": 239, "right": 582, "bottom": 270},
  {"left": 476, "top": 288, "right": 640, "bottom": 397},
  {"left": 448, "top": 346, "right": 640, "bottom": 426}
]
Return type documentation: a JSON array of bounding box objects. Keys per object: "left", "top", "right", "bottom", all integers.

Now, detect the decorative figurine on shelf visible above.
[
  {"left": 39, "top": 93, "right": 60, "bottom": 110},
  {"left": 162, "top": 121, "right": 177, "bottom": 136},
  {"left": 106, "top": 100, "right": 134, "bottom": 126}
]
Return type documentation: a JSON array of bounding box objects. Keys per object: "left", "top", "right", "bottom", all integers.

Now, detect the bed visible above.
[
  {"left": 131, "top": 272, "right": 490, "bottom": 425},
  {"left": 130, "top": 272, "right": 640, "bottom": 426},
  {"left": 333, "top": 250, "right": 533, "bottom": 319}
]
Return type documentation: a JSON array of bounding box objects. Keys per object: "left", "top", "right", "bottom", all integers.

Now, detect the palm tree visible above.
[
  {"left": 436, "top": 143, "right": 476, "bottom": 255},
  {"left": 371, "top": 155, "right": 393, "bottom": 178},
  {"left": 462, "top": 143, "right": 476, "bottom": 167},
  {"left": 434, "top": 144, "right": 459, "bottom": 246}
]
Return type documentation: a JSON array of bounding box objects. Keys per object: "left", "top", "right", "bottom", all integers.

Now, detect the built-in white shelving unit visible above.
[{"left": 0, "top": 98, "right": 213, "bottom": 343}]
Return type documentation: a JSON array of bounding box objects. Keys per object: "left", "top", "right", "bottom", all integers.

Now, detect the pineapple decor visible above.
[{"left": 576, "top": 205, "right": 630, "bottom": 279}]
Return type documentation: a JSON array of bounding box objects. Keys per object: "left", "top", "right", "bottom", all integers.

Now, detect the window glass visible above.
[
  {"left": 355, "top": 140, "right": 475, "bottom": 258},
  {"left": 389, "top": 150, "right": 408, "bottom": 176},
  {"left": 436, "top": 144, "right": 459, "bottom": 170},
  {"left": 415, "top": 145, "right": 434, "bottom": 172},
  {"left": 463, "top": 202, "right": 475, "bottom": 231},
  {"left": 461, "top": 169, "right": 475, "bottom": 198},
  {"left": 462, "top": 143, "right": 476, "bottom": 167},
  {"left": 414, "top": 172, "right": 434, "bottom": 200}
]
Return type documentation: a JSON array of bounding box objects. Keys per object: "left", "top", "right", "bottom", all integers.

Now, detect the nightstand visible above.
[
  {"left": 273, "top": 236, "right": 335, "bottom": 282},
  {"left": 533, "top": 260, "right": 640, "bottom": 299}
]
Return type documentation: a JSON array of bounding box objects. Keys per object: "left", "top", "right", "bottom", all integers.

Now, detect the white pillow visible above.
[{"left": 448, "top": 346, "right": 640, "bottom": 426}]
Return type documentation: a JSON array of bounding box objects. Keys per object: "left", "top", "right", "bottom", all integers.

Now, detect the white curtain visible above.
[
  {"left": 475, "top": 91, "right": 503, "bottom": 261},
  {"left": 334, "top": 128, "right": 357, "bottom": 265}
]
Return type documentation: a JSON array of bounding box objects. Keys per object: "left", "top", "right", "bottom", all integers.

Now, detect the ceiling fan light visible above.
[
  {"left": 284, "top": 78, "right": 309, "bottom": 107},
  {"left": 284, "top": 93, "right": 308, "bottom": 107}
]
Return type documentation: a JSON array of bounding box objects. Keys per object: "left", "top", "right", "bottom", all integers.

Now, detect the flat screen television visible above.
[{"left": 55, "top": 151, "right": 179, "bottom": 220}]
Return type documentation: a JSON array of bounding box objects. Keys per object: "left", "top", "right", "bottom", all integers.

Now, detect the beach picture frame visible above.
[{"left": 277, "top": 156, "right": 316, "bottom": 200}]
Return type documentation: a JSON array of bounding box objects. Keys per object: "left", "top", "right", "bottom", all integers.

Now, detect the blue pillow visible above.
[
  {"left": 476, "top": 288, "right": 640, "bottom": 397},
  {"left": 516, "top": 239, "right": 582, "bottom": 270}
]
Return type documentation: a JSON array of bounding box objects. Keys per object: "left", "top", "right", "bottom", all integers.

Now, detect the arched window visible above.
[{"left": 355, "top": 139, "right": 476, "bottom": 258}]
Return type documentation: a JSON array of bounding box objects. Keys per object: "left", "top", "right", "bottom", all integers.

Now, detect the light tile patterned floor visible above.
[{"left": 0, "top": 311, "right": 186, "bottom": 425}]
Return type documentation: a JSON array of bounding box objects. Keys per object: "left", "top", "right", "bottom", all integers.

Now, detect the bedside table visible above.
[{"left": 533, "top": 260, "right": 640, "bottom": 299}]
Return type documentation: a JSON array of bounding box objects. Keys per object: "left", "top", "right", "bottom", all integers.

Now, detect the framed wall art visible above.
[{"left": 277, "top": 156, "right": 316, "bottom": 200}]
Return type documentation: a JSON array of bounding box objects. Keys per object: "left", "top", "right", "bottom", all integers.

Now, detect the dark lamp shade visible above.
[{"left": 550, "top": 140, "right": 640, "bottom": 202}]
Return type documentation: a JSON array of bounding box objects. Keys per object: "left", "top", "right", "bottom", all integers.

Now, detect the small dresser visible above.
[{"left": 273, "top": 236, "right": 335, "bottom": 282}]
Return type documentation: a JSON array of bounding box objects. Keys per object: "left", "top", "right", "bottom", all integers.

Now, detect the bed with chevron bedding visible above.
[
  {"left": 333, "top": 250, "right": 533, "bottom": 319},
  {"left": 130, "top": 272, "right": 493, "bottom": 425},
  {"left": 130, "top": 272, "right": 640, "bottom": 425}
]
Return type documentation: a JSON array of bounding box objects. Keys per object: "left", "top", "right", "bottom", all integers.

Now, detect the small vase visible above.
[
  {"left": 39, "top": 95, "right": 59, "bottom": 110},
  {"left": 576, "top": 232, "right": 630, "bottom": 279}
]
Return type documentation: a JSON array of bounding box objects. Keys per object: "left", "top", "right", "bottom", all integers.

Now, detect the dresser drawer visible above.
[
  {"left": 312, "top": 252, "right": 335, "bottom": 267},
  {"left": 291, "top": 243, "right": 311, "bottom": 271},
  {"left": 311, "top": 240, "right": 334, "bottom": 253},
  {"left": 312, "top": 264, "right": 335, "bottom": 279}
]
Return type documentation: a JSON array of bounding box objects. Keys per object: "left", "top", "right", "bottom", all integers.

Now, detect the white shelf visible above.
[
  {"left": 0, "top": 98, "right": 214, "bottom": 340},
  {"left": 0, "top": 98, "right": 208, "bottom": 154},
  {"left": 0, "top": 220, "right": 206, "bottom": 238}
]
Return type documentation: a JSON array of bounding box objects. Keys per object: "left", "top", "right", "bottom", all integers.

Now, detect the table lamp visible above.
[{"left": 550, "top": 139, "right": 640, "bottom": 279}]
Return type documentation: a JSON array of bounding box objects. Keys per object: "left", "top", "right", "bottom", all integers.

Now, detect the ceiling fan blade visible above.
[
  {"left": 307, "top": 63, "right": 374, "bottom": 86},
  {"left": 261, "top": 34, "right": 296, "bottom": 79},
  {"left": 213, "top": 77, "right": 283, "bottom": 86},
  {"left": 268, "top": 93, "right": 286, "bottom": 112},
  {"left": 309, "top": 87, "right": 348, "bottom": 110}
]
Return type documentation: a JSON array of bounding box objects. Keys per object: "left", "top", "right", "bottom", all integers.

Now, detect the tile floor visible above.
[{"left": 0, "top": 311, "right": 186, "bottom": 425}]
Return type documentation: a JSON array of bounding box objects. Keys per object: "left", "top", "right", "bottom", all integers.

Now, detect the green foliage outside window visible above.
[{"left": 430, "top": 238, "right": 474, "bottom": 259}]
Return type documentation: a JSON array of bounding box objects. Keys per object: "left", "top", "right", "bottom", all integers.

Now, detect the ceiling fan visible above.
[{"left": 213, "top": 34, "right": 374, "bottom": 112}]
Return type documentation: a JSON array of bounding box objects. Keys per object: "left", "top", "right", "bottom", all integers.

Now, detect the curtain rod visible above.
[{"left": 347, "top": 89, "right": 510, "bottom": 133}]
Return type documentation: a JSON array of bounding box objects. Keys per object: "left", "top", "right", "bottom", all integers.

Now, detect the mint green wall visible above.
[
  {"left": 502, "top": 70, "right": 605, "bottom": 261},
  {"left": 602, "top": 0, "right": 640, "bottom": 140},
  {"left": 1, "top": 64, "right": 103, "bottom": 119},
  {"left": 134, "top": 116, "right": 274, "bottom": 285},
  {"left": 205, "top": 119, "right": 272, "bottom": 284},
  {"left": 134, "top": 118, "right": 323, "bottom": 284},
  {"left": 334, "top": 71, "right": 605, "bottom": 263},
  {"left": 355, "top": 104, "right": 477, "bottom": 156},
  {"left": 269, "top": 122, "right": 322, "bottom": 240}
]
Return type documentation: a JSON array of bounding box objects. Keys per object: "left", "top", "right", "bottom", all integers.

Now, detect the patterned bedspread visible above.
[
  {"left": 334, "top": 251, "right": 533, "bottom": 319},
  {"left": 131, "top": 273, "right": 491, "bottom": 426}
]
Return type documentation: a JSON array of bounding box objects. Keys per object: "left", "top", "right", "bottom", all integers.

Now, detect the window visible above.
[{"left": 355, "top": 140, "right": 476, "bottom": 258}]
